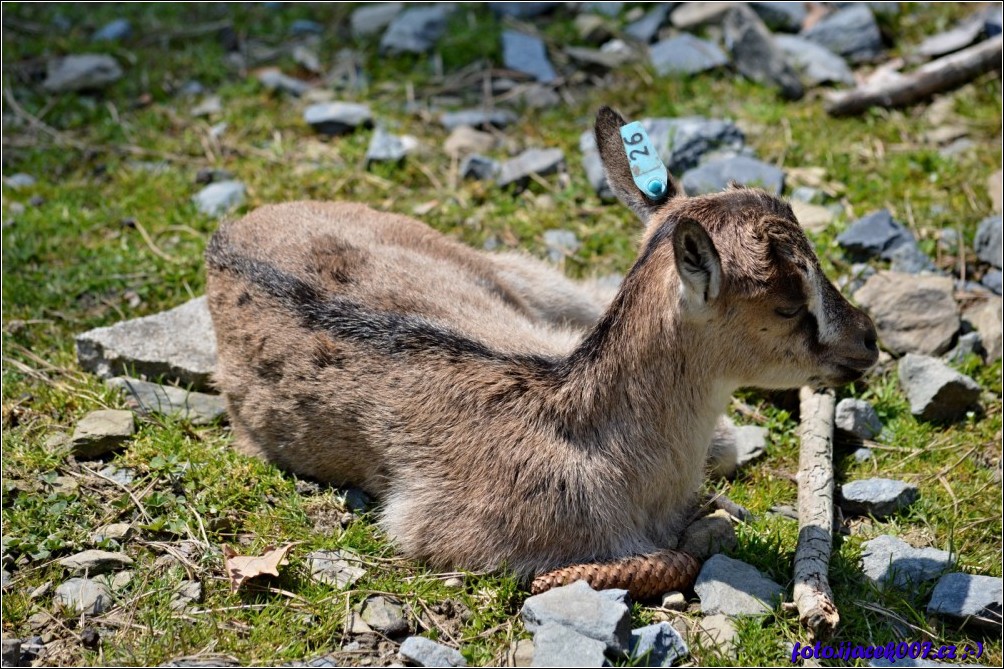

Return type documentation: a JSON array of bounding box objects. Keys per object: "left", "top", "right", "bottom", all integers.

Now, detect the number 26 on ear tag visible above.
[{"left": 620, "top": 121, "right": 668, "bottom": 200}]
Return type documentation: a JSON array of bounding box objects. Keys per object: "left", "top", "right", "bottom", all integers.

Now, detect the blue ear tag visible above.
[{"left": 620, "top": 121, "right": 668, "bottom": 200}]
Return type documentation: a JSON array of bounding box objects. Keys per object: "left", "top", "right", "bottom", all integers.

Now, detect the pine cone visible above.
[{"left": 531, "top": 549, "right": 701, "bottom": 600}]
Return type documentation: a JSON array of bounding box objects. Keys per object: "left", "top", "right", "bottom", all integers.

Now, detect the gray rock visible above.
[
  {"left": 59, "top": 549, "right": 134, "bottom": 575},
  {"left": 282, "top": 654, "right": 340, "bottom": 668},
  {"left": 543, "top": 229, "right": 580, "bottom": 263},
  {"left": 775, "top": 36, "right": 855, "bottom": 87},
  {"left": 641, "top": 117, "right": 745, "bottom": 174},
  {"left": 399, "top": 637, "right": 467, "bottom": 667},
  {"left": 43, "top": 54, "right": 123, "bottom": 93},
  {"left": 625, "top": 4, "right": 670, "bottom": 43},
  {"left": 928, "top": 573, "right": 1002, "bottom": 629},
  {"left": 193, "top": 180, "right": 245, "bottom": 217},
  {"left": 351, "top": 2, "right": 404, "bottom": 38},
  {"left": 565, "top": 46, "right": 635, "bottom": 70},
  {"left": 76, "top": 296, "right": 217, "bottom": 390},
  {"left": 836, "top": 209, "right": 914, "bottom": 261},
  {"left": 69, "top": 409, "right": 135, "bottom": 458},
  {"left": 946, "top": 332, "right": 985, "bottom": 364},
  {"left": 359, "top": 596, "right": 408, "bottom": 636},
  {"left": 365, "top": 127, "right": 413, "bottom": 166},
  {"left": 489, "top": 3, "right": 559, "bottom": 18},
  {"left": 749, "top": 2, "right": 806, "bottom": 32},
  {"left": 835, "top": 398, "right": 882, "bottom": 440},
  {"left": 4, "top": 173, "right": 36, "bottom": 189},
  {"left": 853, "top": 447, "right": 873, "bottom": 463},
  {"left": 707, "top": 416, "right": 767, "bottom": 478},
  {"left": 801, "top": 4, "right": 882, "bottom": 63},
  {"left": 583, "top": 2, "right": 623, "bottom": 17},
  {"left": 694, "top": 554, "right": 784, "bottom": 616},
  {"left": 661, "top": 591, "right": 686, "bottom": 611},
  {"left": 502, "top": 31, "right": 557, "bottom": 83},
  {"left": 630, "top": 622, "right": 688, "bottom": 667},
  {"left": 497, "top": 148, "right": 565, "bottom": 188},
  {"left": 689, "top": 614, "right": 737, "bottom": 656},
  {"left": 898, "top": 354, "right": 981, "bottom": 422},
  {"left": 444, "top": 126, "right": 495, "bottom": 156},
  {"left": 439, "top": 109, "right": 516, "bottom": 131},
  {"left": 671, "top": 2, "right": 732, "bottom": 29},
  {"left": 1, "top": 638, "right": 20, "bottom": 668},
  {"left": 581, "top": 143, "right": 613, "bottom": 200},
  {"left": 724, "top": 5, "right": 804, "bottom": 100},
  {"left": 853, "top": 272, "right": 960, "bottom": 356},
  {"left": 680, "top": 512, "right": 740, "bottom": 561},
  {"left": 92, "top": 19, "right": 131, "bottom": 42},
  {"left": 888, "top": 242, "right": 937, "bottom": 275},
  {"left": 54, "top": 577, "right": 112, "bottom": 615},
  {"left": 460, "top": 155, "right": 500, "bottom": 181},
  {"left": 681, "top": 156, "right": 784, "bottom": 196},
  {"left": 981, "top": 269, "right": 1002, "bottom": 295},
  {"left": 840, "top": 478, "right": 919, "bottom": 518},
  {"left": 916, "top": 14, "right": 985, "bottom": 59},
  {"left": 860, "top": 535, "right": 955, "bottom": 588},
  {"left": 91, "top": 523, "right": 134, "bottom": 544},
  {"left": 170, "top": 580, "right": 202, "bottom": 610},
  {"left": 987, "top": 6, "right": 1003, "bottom": 37},
  {"left": 380, "top": 6, "right": 448, "bottom": 55},
  {"left": 255, "top": 68, "right": 311, "bottom": 96},
  {"left": 963, "top": 298, "right": 1002, "bottom": 362},
  {"left": 869, "top": 657, "right": 985, "bottom": 668},
  {"left": 2, "top": 569, "right": 12, "bottom": 592},
  {"left": 975, "top": 215, "right": 1002, "bottom": 269},
  {"left": 307, "top": 549, "right": 366, "bottom": 589},
  {"left": 99, "top": 465, "right": 136, "bottom": 486},
  {"left": 107, "top": 377, "right": 226, "bottom": 425},
  {"left": 521, "top": 580, "right": 632, "bottom": 655},
  {"left": 304, "top": 102, "right": 373, "bottom": 136},
  {"left": 530, "top": 623, "right": 607, "bottom": 667},
  {"left": 191, "top": 96, "right": 222, "bottom": 117},
  {"left": 649, "top": 34, "right": 728, "bottom": 76}
]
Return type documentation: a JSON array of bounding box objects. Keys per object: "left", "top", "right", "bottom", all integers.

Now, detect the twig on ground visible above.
[{"left": 792, "top": 386, "right": 840, "bottom": 640}]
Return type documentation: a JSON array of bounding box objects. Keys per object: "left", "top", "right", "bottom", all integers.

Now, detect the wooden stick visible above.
[
  {"left": 793, "top": 386, "right": 840, "bottom": 639},
  {"left": 826, "top": 35, "right": 1002, "bottom": 117}
]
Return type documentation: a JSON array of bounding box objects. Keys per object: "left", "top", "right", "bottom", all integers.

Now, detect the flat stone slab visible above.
[
  {"left": 860, "top": 535, "right": 955, "bottom": 588},
  {"left": 680, "top": 510, "right": 738, "bottom": 561},
  {"left": 775, "top": 35, "right": 855, "bottom": 86},
  {"left": 107, "top": 377, "right": 226, "bottom": 425},
  {"left": 724, "top": 5, "right": 803, "bottom": 100},
  {"left": 304, "top": 102, "right": 373, "bottom": 136},
  {"left": 497, "top": 148, "right": 565, "bottom": 188},
  {"left": 54, "top": 577, "right": 112, "bottom": 615},
  {"left": 694, "top": 554, "right": 783, "bottom": 616},
  {"left": 649, "top": 34, "right": 728, "bottom": 76},
  {"left": 59, "top": 549, "right": 134, "bottom": 575},
  {"left": 365, "top": 127, "right": 416, "bottom": 166},
  {"left": 853, "top": 272, "right": 960, "bottom": 356},
  {"left": 43, "top": 54, "right": 122, "bottom": 93},
  {"left": 963, "top": 297, "right": 1002, "bottom": 362},
  {"left": 630, "top": 622, "right": 688, "bottom": 667},
  {"left": 898, "top": 353, "right": 981, "bottom": 422},
  {"left": 306, "top": 549, "right": 366, "bottom": 589},
  {"left": 927, "top": 573, "right": 1002, "bottom": 629},
  {"left": 641, "top": 116, "right": 745, "bottom": 174},
  {"left": 380, "top": 5, "right": 449, "bottom": 55},
  {"left": 837, "top": 209, "right": 914, "bottom": 261},
  {"left": 399, "top": 636, "right": 467, "bottom": 667},
  {"left": 681, "top": 156, "right": 784, "bottom": 196},
  {"left": 439, "top": 109, "right": 516, "bottom": 131},
  {"left": 76, "top": 296, "right": 217, "bottom": 391},
  {"left": 801, "top": 4, "right": 882, "bottom": 63},
  {"left": 840, "top": 478, "right": 919, "bottom": 518},
  {"left": 521, "top": 580, "right": 632, "bottom": 655},
  {"left": 359, "top": 596, "right": 408, "bottom": 636},
  {"left": 193, "top": 180, "right": 245, "bottom": 217},
  {"left": 351, "top": 2, "right": 404, "bottom": 38},
  {"left": 70, "top": 409, "right": 135, "bottom": 458},
  {"left": 502, "top": 30, "right": 557, "bottom": 83},
  {"left": 530, "top": 623, "right": 607, "bottom": 667}
]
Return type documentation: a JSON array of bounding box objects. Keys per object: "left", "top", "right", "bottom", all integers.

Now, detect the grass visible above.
[{"left": 2, "top": 2, "right": 1002, "bottom": 666}]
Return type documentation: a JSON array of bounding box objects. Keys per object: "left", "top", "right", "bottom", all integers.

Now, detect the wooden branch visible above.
[
  {"left": 793, "top": 386, "right": 840, "bottom": 639},
  {"left": 826, "top": 35, "right": 1002, "bottom": 117}
]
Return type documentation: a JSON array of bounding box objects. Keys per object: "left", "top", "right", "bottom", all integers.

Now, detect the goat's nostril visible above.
[{"left": 863, "top": 335, "right": 878, "bottom": 352}]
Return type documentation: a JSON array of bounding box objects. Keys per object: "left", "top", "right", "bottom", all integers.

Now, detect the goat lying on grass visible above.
[{"left": 205, "top": 106, "right": 877, "bottom": 582}]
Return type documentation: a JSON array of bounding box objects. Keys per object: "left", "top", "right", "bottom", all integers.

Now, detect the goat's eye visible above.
[{"left": 775, "top": 304, "right": 806, "bottom": 319}]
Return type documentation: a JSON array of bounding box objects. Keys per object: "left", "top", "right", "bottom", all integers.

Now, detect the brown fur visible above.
[{"left": 205, "top": 107, "right": 877, "bottom": 577}]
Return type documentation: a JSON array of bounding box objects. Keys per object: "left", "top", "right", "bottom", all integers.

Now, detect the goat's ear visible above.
[
  {"left": 594, "top": 106, "right": 681, "bottom": 224},
  {"left": 672, "top": 218, "right": 722, "bottom": 307}
]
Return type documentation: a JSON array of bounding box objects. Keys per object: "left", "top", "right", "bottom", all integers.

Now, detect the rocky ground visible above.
[{"left": 2, "top": 2, "right": 1002, "bottom": 667}]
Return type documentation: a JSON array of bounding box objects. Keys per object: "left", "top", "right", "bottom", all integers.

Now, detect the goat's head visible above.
[{"left": 595, "top": 106, "right": 878, "bottom": 389}]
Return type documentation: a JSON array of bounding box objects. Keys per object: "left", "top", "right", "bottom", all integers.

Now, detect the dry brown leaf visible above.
[{"left": 222, "top": 542, "right": 299, "bottom": 592}]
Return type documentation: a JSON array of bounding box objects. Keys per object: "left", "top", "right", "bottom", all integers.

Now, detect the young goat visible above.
[{"left": 205, "top": 107, "right": 878, "bottom": 578}]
